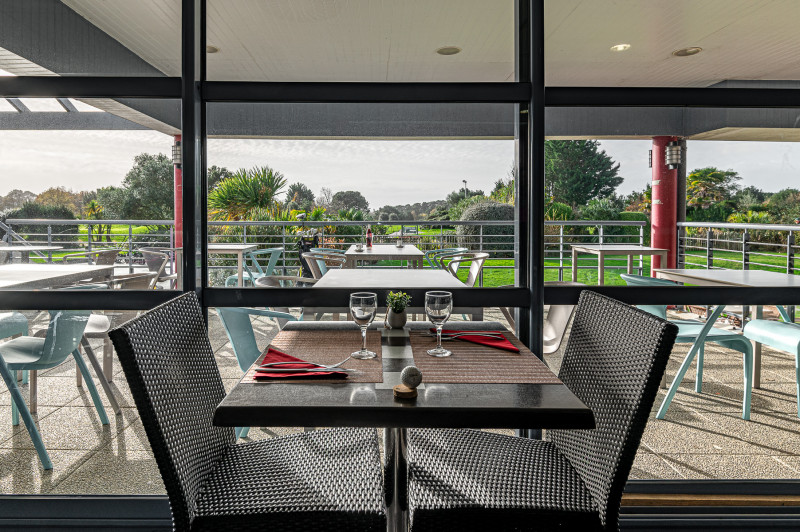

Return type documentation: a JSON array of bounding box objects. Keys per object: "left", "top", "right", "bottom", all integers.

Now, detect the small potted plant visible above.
[{"left": 386, "top": 291, "right": 412, "bottom": 329}]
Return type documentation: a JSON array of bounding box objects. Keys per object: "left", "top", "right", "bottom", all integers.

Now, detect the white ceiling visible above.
[{"left": 61, "top": 0, "right": 800, "bottom": 86}]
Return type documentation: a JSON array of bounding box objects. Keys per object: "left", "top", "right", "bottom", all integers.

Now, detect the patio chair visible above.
[
  {"left": 423, "top": 247, "right": 468, "bottom": 269},
  {"left": 139, "top": 247, "right": 178, "bottom": 288},
  {"left": 302, "top": 251, "right": 346, "bottom": 279},
  {"left": 444, "top": 252, "right": 489, "bottom": 287},
  {"left": 310, "top": 247, "right": 345, "bottom": 255},
  {"left": 743, "top": 306, "right": 800, "bottom": 417},
  {"left": 216, "top": 306, "right": 297, "bottom": 438},
  {"left": 223, "top": 247, "right": 283, "bottom": 287},
  {"left": 620, "top": 274, "right": 754, "bottom": 420},
  {"left": 0, "top": 309, "right": 110, "bottom": 469},
  {"left": 108, "top": 293, "right": 386, "bottom": 531},
  {"left": 404, "top": 291, "right": 677, "bottom": 531},
  {"left": 61, "top": 248, "right": 119, "bottom": 265}
]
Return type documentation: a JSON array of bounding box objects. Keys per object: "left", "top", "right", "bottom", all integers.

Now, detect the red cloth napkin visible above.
[
  {"left": 253, "top": 348, "right": 349, "bottom": 379},
  {"left": 430, "top": 329, "right": 520, "bottom": 353}
]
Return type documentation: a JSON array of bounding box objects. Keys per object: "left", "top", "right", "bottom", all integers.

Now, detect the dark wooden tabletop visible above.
[{"left": 214, "top": 321, "right": 595, "bottom": 430}]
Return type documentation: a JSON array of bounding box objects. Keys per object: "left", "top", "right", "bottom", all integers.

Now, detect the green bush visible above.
[
  {"left": 545, "top": 202, "right": 573, "bottom": 221},
  {"left": 1, "top": 202, "right": 78, "bottom": 244},
  {"left": 456, "top": 201, "right": 514, "bottom": 257},
  {"left": 617, "top": 211, "right": 650, "bottom": 245}
]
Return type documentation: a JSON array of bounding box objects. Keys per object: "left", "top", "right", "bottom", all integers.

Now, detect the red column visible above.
[
  {"left": 173, "top": 135, "right": 182, "bottom": 249},
  {"left": 650, "top": 136, "right": 678, "bottom": 273}
]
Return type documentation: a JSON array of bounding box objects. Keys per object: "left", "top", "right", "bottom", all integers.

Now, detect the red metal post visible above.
[
  {"left": 650, "top": 135, "right": 678, "bottom": 273},
  {"left": 173, "top": 135, "right": 182, "bottom": 249}
]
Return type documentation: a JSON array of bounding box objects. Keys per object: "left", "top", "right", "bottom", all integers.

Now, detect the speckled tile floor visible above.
[{"left": 1, "top": 307, "right": 798, "bottom": 494}]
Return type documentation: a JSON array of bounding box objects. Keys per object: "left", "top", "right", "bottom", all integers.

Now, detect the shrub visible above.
[
  {"left": 1, "top": 202, "right": 78, "bottom": 244},
  {"left": 456, "top": 201, "right": 514, "bottom": 257},
  {"left": 448, "top": 195, "right": 488, "bottom": 221}
]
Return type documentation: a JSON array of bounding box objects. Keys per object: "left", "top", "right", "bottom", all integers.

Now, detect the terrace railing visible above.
[
  {"left": 677, "top": 221, "right": 799, "bottom": 275},
  {"left": 3, "top": 218, "right": 648, "bottom": 286}
]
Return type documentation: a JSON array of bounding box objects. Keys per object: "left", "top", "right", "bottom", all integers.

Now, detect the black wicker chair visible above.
[
  {"left": 405, "top": 291, "right": 678, "bottom": 531},
  {"left": 109, "top": 293, "right": 386, "bottom": 531}
]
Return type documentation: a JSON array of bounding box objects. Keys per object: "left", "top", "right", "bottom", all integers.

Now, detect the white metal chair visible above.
[{"left": 444, "top": 252, "right": 489, "bottom": 287}]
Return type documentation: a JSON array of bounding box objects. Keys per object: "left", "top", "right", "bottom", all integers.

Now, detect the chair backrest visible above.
[
  {"left": 310, "top": 247, "right": 345, "bottom": 255},
  {"left": 445, "top": 252, "right": 489, "bottom": 287},
  {"left": 139, "top": 249, "right": 169, "bottom": 279},
  {"left": 108, "top": 293, "right": 234, "bottom": 531},
  {"left": 244, "top": 247, "right": 283, "bottom": 278},
  {"left": 86, "top": 249, "right": 119, "bottom": 265},
  {"left": 38, "top": 310, "right": 92, "bottom": 367},
  {"left": 111, "top": 272, "right": 159, "bottom": 290},
  {"left": 302, "top": 252, "right": 345, "bottom": 279},
  {"left": 424, "top": 248, "right": 467, "bottom": 269},
  {"left": 619, "top": 274, "right": 679, "bottom": 319},
  {"left": 546, "top": 291, "right": 677, "bottom": 530},
  {"left": 216, "top": 307, "right": 264, "bottom": 371},
  {"left": 543, "top": 281, "right": 586, "bottom": 354}
]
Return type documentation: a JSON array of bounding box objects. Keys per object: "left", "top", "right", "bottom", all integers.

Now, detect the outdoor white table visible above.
[
  {"left": 0, "top": 263, "right": 115, "bottom": 289},
  {"left": 313, "top": 269, "right": 481, "bottom": 320},
  {"left": 207, "top": 243, "right": 259, "bottom": 286},
  {"left": 4, "top": 245, "right": 63, "bottom": 263},
  {"left": 571, "top": 244, "right": 668, "bottom": 285},
  {"left": 344, "top": 244, "right": 424, "bottom": 269},
  {"left": 655, "top": 268, "right": 800, "bottom": 388}
]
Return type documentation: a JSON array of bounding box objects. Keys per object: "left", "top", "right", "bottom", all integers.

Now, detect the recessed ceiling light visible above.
[
  {"left": 672, "top": 47, "right": 702, "bottom": 57},
  {"left": 206, "top": 45, "right": 220, "bottom": 54},
  {"left": 436, "top": 46, "right": 462, "bottom": 56},
  {"left": 610, "top": 43, "right": 631, "bottom": 52}
]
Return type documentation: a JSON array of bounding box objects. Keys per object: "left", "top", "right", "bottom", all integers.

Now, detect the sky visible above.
[{"left": 1, "top": 129, "right": 800, "bottom": 209}]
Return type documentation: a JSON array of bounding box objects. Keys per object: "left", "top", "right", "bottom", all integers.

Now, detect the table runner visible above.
[
  {"left": 242, "top": 329, "right": 383, "bottom": 383},
  {"left": 408, "top": 330, "right": 562, "bottom": 384}
]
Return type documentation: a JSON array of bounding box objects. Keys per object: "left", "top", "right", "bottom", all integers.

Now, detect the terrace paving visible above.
[{"left": 0, "top": 308, "right": 798, "bottom": 495}]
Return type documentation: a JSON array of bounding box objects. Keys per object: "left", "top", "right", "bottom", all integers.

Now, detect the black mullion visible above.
[
  {"left": 202, "top": 81, "right": 531, "bottom": 103},
  {"left": 0, "top": 76, "right": 180, "bottom": 98},
  {"left": 0, "top": 290, "right": 178, "bottom": 310},
  {"left": 545, "top": 285, "right": 800, "bottom": 306},
  {"left": 546, "top": 87, "right": 800, "bottom": 108}
]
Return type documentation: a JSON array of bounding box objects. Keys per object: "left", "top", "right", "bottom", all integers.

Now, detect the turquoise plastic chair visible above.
[
  {"left": 216, "top": 307, "right": 297, "bottom": 438},
  {"left": 744, "top": 306, "right": 800, "bottom": 417},
  {"left": 424, "top": 248, "right": 468, "bottom": 269},
  {"left": 224, "top": 248, "right": 283, "bottom": 287},
  {"left": 620, "top": 274, "right": 753, "bottom": 420},
  {"left": 0, "top": 311, "right": 29, "bottom": 383},
  {"left": 0, "top": 309, "right": 109, "bottom": 469},
  {"left": 310, "top": 247, "right": 345, "bottom": 255}
]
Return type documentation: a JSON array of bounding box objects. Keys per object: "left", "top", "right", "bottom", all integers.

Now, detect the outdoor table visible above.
[
  {"left": 213, "top": 320, "right": 594, "bottom": 531},
  {"left": 0, "top": 263, "right": 115, "bottom": 289},
  {"left": 344, "top": 244, "right": 424, "bottom": 269},
  {"left": 312, "top": 268, "right": 481, "bottom": 320},
  {"left": 571, "top": 244, "right": 668, "bottom": 285},
  {"left": 4, "top": 245, "right": 63, "bottom": 263},
  {"left": 207, "top": 243, "right": 259, "bottom": 287},
  {"left": 655, "top": 268, "right": 800, "bottom": 388}
]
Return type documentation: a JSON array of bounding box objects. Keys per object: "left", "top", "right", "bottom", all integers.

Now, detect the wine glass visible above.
[
  {"left": 425, "top": 291, "right": 453, "bottom": 357},
  {"left": 350, "top": 292, "right": 377, "bottom": 359}
]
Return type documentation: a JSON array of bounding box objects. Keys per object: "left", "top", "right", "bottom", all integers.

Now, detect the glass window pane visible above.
[
  {"left": 206, "top": 102, "right": 520, "bottom": 289},
  {"left": 207, "top": 0, "right": 515, "bottom": 81}
]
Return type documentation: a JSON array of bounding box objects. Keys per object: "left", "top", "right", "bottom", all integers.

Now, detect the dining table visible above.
[
  {"left": 571, "top": 244, "right": 668, "bottom": 285},
  {"left": 213, "top": 320, "right": 594, "bottom": 532},
  {"left": 0, "top": 263, "right": 115, "bottom": 289},
  {"left": 207, "top": 243, "right": 259, "bottom": 287},
  {"left": 3, "top": 245, "right": 64, "bottom": 263},
  {"left": 654, "top": 268, "right": 800, "bottom": 388},
  {"left": 312, "top": 268, "right": 482, "bottom": 320},
  {"left": 344, "top": 244, "right": 424, "bottom": 269}
]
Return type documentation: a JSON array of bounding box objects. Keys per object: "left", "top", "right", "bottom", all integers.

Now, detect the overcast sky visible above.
[{"left": 1, "top": 130, "right": 799, "bottom": 208}]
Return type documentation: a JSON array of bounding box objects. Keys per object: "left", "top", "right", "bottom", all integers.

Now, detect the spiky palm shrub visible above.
[{"left": 208, "top": 166, "right": 287, "bottom": 221}]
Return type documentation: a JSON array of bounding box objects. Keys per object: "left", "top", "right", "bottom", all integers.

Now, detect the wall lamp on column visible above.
[
  {"left": 172, "top": 140, "right": 182, "bottom": 168},
  {"left": 665, "top": 141, "right": 682, "bottom": 169}
]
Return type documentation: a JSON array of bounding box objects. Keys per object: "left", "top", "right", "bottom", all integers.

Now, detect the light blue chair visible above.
[
  {"left": 0, "top": 312, "right": 29, "bottom": 383},
  {"left": 743, "top": 306, "right": 800, "bottom": 417},
  {"left": 310, "top": 247, "right": 345, "bottom": 255},
  {"left": 424, "top": 248, "right": 468, "bottom": 269},
  {"left": 620, "top": 274, "right": 753, "bottom": 420},
  {"left": 224, "top": 248, "right": 283, "bottom": 287},
  {"left": 216, "top": 306, "right": 297, "bottom": 439},
  {"left": 0, "top": 309, "right": 109, "bottom": 469}
]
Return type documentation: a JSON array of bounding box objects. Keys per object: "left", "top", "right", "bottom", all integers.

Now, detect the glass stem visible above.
[
  {"left": 436, "top": 325, "right": 443, "bottom": 350},
  {"left": 361, "top": 326, "right": 367, "bottom": 352}
]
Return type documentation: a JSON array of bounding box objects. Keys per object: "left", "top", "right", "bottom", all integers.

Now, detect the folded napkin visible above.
[
  {"left": 254, "top": 348, "right": 349, "bottom": 379},
  {"left": 430, "top": 329, "right": 520, "bottom": 353}
]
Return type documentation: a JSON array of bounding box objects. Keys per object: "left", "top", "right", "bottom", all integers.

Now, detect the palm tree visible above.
[
  {"left": 208, "top": 166, "right": 287, "bottom": 221},
  {"left": 687, "top": 167, "right": 740, "bottom": 209}
]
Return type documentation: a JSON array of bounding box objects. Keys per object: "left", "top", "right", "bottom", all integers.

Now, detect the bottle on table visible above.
[{"left": 366, "top": 225, "right": 373, "bottom": 248}]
